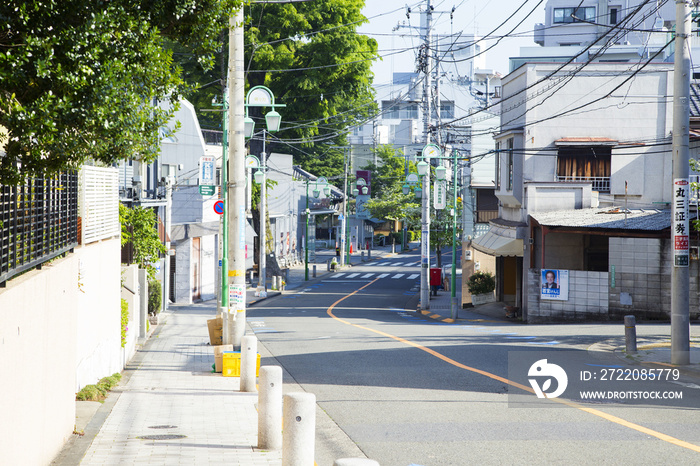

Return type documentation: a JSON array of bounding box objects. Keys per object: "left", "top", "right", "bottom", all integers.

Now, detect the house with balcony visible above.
[{"left": 471, "top": 61, "right": 700, "bottom": 322}]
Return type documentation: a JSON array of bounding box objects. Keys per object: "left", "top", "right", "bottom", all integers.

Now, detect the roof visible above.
[
  {"left": 530, "top": 207, "right": 674, "bottom": 231},
  {"left": 554, "top": 137, "right": 617, "bottom": 146}
]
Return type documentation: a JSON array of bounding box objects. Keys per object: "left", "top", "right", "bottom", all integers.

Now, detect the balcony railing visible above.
[
  {"left": 476, "top": 210, "right": 499, "bottom": 223},
  {"left": 556, "top": 176, "right": 610, "bottom": 193}
]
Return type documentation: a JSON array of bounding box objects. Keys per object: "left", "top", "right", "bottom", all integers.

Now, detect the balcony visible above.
[
  {"left": 556, "top": 176, "right": 610, "bottom": 193},
  {"left": 476, "top": 210, "right": 499, "bottom": 223}
]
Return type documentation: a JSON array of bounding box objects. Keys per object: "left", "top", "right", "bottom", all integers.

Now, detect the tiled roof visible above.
[{"left": 531, "top": 207, "right": 673, "bottom": 231}]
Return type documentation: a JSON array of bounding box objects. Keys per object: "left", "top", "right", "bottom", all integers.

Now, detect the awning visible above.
[{"left": 472, "top": 230, "right": 523, "bottom": 257}]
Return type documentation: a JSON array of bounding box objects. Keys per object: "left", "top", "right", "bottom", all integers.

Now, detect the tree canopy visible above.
[
  {"left": 0, "top": 0, "right": 242, "bottom": 184},
  {"left": 244, "top": 0, "right": 377, "bottom": 179}
]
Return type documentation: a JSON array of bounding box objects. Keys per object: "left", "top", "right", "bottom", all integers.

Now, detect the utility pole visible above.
[
  {"left": 226, "top": 8, "right": 246, "bottom": 349},
  {"left": 420, "top": 0, "right": 433, "bottom": 310},
  {"left": 258, "top": 134, "right": 267, "bottom": 293},
  {"left": 671, "top": 0, "right": 691, "bottom": 365}
]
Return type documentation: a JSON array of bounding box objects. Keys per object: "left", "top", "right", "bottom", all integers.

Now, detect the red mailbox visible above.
[{"left": 430, "top": 268, "right": 442, "bottom": 286}]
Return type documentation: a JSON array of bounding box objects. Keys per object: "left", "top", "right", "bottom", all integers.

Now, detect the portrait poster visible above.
[{"left": 540, "top": 269, "right": 569, "bottom": 301}]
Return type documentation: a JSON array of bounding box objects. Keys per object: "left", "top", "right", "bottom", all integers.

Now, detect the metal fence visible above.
[
  {"left": 0, "top": 172, "right": 79, "bottom": 287},
  {"left": 556, "top": 176, "right": 611, "bottom": 193}
]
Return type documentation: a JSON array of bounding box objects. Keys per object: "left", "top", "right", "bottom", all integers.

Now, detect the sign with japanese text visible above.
[
  {"left": 433, "top": 180, "right": 446, "bottom": 210},
  {"left": 540, "top": 269, "right": 569, "bottom": 301},
  {"left": 228, "top": 284, "right": 245, "bottom": 311},
  {"left": 199, "top": 156, "right": 215, "bottom": 186},
  {"left": 673, "top": 179, "right": 689, "bottom": 267}
]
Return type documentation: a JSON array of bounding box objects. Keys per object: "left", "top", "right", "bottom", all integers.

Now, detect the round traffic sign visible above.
[{"left": 213, "top": 200, "right": 224, "bottom": 215}]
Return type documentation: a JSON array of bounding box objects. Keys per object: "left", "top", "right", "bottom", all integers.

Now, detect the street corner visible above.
[{"left": 596, "top": 338, "right": 700, "bottom": 379}]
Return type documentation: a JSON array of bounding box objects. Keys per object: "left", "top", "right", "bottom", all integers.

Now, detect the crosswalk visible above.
[
  {"left": 364, "top": 260, "right": 421, "bottom": 267},
  {"left": 327, "top": 272, "right": 420, "bottom": 280}
]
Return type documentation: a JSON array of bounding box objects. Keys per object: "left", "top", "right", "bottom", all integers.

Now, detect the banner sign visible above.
[
  {"left": 673, "top": 179, "right": 689, "bottom": 267},
  {"left": 433, "top": 180, "right": 446, "bottom": 210}
]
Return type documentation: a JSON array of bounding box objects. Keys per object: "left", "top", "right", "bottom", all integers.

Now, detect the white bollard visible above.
[
  {"left": 258, "top": 366, "right": 283, "bottom": 450},
  {"left": 240, "top": 335, "right": 258, "bottom": 392},
  {"left": 283, "top": 392, "right": 316, "bottom": 466},
  {"left": 334, "top": 459, "right": 380, "bottom": 466}
]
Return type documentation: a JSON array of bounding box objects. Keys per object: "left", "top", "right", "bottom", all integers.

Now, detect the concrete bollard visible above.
[
  {"left": 283, "top": 392, "right": 316, "bottom": 466},
  {"left": 258, "top": 366, "right": 283, "bottom": 450},
  {"left": 313, "top": 264, "right": 317, "bottom": 278},
  {"left": 334, "top": 460, "right": 380, "bottom": 466},
  {"left": 240, "top": 335, "right": 258, "bottom": 392},
  {"left": 624, "top": 315, "right": 637, "bottom": 354},
  {"left": 272, "top": 276, "right": 278, "bottom": 290}
]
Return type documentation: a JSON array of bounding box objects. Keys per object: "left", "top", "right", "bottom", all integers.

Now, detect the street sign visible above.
[
  {"left": 199, "top": 156, "right": 215, "bottom": 186},
  {"left": 214, "top": 200, "right": 224, "bottom": 215},
  {"left": 433, "top": 180, "right": 447, "bottom": 209},
  {"left": 199, "top": 185, "right": 215, "bottom": 196}
]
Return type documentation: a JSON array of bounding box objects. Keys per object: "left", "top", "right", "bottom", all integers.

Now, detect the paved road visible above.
[{"left": 250, "top": 249, "right": 700, "bottom": 465}]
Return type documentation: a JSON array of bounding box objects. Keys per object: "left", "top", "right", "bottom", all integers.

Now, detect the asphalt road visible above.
[{"left": 249, "top": 250, "right": 700, "bottom": 465}]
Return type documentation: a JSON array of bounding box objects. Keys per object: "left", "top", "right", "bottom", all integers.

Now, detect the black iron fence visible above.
[{"left": 0, "top": 172, "right": 79, "bottom": 287}]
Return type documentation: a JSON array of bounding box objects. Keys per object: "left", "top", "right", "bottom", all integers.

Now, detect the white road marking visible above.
[
  {"left": 407, "top": 274, "right": 419, "bottom": 279},
  {"left": 392, "top": 273, "right": 405, "bottom": 279},
  {"left": 377, "top": 273, "right": 390, "bottom": 278}
]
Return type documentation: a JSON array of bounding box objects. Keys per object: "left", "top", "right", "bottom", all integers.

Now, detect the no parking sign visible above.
[{"left": 214, "top": 200, "right": 224, "bottom": 215}]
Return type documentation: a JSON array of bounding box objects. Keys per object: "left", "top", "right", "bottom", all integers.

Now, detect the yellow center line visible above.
[{"left": 326, "top": 279, "right": 700, "bottom": 455}]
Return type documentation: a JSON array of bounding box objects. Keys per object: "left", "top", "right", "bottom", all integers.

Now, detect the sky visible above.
[{"left": 359, "top": 0, "right": 543, "bottom": 86}]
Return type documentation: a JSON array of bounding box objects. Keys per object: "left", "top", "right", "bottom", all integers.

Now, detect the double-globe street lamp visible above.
[{"left": 243, "top": 86, "right": 284, "bottom": 296}]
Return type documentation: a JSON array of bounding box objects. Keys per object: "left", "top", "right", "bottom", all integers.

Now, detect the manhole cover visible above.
[
  {"left": 148, "top": 425, "right": 178, "bottom": 429},
  {"left": 137, "top": 434, "right": 187, "bottom": 440}
]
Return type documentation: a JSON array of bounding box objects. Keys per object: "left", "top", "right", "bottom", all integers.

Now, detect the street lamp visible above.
[
  {"left": 244, "top": 86, "right": 285, "bottom": 298},
  {"left": 305, "top": 176, "right": 329, "bottom": 280},
  {"left": 419, "top": 143, "right": 441, "bottom": 310}
]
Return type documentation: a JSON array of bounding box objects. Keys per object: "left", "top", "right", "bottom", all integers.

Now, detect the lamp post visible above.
[
  {"left": 450, "top": 149, "right": 459, "bottom": 319},
  {"left": 305, "top": 177, "right": 330, "bottom": 280},
  {"left": 244, "top": 86, "right": 283, "bottom": 298}
]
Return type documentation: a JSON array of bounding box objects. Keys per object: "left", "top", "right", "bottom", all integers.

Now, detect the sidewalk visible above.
[{"left": 56, "top": 302, "right": 282, "bottom": 465}]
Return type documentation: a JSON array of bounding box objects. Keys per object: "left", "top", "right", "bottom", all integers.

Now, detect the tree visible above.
[
  {"left": 0, "top": 0, "right": 242, "bottom": 184},
  {"left": 363, "top": 145, "right": 420, "bottom": 232},
  {"left": 120, "top": 204, "right": 166, "bottom": 279},
  {"left": 244, "top": 0, "right": 378, "bottom": 179}
]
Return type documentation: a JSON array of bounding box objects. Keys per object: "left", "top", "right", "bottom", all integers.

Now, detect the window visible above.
[
  {"left": 495, "top": 141, "right": 501, "bottom": 190},
  {"left": 553, "top": 7, "right": 595, "bottom": 23},
  {"left": 439, "top": 102, "right": 455, "bottom": 119},
  {"left": 381, "top": 102, "right": 419, "bottom": 120},
  {"left": 507, "top": 138, "right": 514, "bottom": 191},
  {"left": 557, "top": 146, "right": 611, "bottom": 192},
  {"left": 609, "top": 8, "right": 618, "bottom": 24}
]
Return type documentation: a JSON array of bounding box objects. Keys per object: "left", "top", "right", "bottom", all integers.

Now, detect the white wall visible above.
[
  {"left": 0, "top": 255, "right": 79, "bottom": 466},
  {"left": 76, "top": 239, "right": 122, "bottom": 390}
]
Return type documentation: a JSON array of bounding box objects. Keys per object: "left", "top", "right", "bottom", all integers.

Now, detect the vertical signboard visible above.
[
  {"left": 433, "top": 180, "right": 446, "bottom": 210},
  {"left": 199, "top": 156, "right": 216, "bottom": 196},
  {"left": 228, "top": 283, "right": 245, "bottom": 311},
  {"left": 673, "top": 179, "right": 689, "bottom": 267}
]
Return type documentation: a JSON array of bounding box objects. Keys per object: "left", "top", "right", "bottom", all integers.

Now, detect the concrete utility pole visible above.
[
  {"left": 420, "top": 0, "right": 433, "bottom": 310},
  {"left": 227, "top": 8, "right": 247, "bottom": 349},
  {"left": 671, "top": 0, "right": 691, "bottom": 365},
  {"left": 258, "top": 137, "right": 267, "bottom": 293}
]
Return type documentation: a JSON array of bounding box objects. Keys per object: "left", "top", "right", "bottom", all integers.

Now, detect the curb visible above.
[{"left": 590, "top": 338, "right": 700, "bottom": 379}]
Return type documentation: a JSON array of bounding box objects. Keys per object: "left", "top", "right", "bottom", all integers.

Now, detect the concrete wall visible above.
[
  {"left": 0, "top": 255, "right": 78, "bottom": 466},
  {"left": 77, "top": 239, "right": 122, "bottom": 390},
  {"left": 120, "top": 264, "right": 142, "bottom": 363},
  {"left": 527, "top": 268, "right": 609, "bottom": 322}
]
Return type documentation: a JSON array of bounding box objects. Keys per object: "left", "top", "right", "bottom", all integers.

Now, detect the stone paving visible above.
[{"left": 79, "top": 303, "right": 282, "bottom": 466}]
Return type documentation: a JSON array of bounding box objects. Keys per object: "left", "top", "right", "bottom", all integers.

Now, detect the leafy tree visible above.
[
  {"left": 120, "top": 203, "right": 166, "bottom": 279},
  {"left": 0, "top": 0, "right": 242, "bottom": 184},
  {"left": 244, "top": 0, "right": 377, "bottom": 179}
]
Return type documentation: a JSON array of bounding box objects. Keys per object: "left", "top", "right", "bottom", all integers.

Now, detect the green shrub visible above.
[
  {"left": 76, "top": 373, "right": 122, "bottom": 402},
  {"left": 121, "top": 298, "right": 129, "bottom": 348},
  {"left": 148, "top": 279, "right": 162, "bottom": 315},
  {"left": 467, "top": 271, "right": 496, "bottom": 295}
]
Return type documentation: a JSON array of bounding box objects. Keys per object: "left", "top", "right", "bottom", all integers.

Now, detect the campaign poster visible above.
[{"left": 540, "top": 269, "right": 569, "bottom": 301}]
